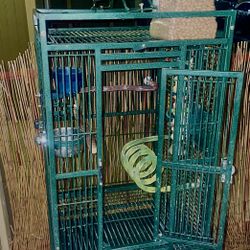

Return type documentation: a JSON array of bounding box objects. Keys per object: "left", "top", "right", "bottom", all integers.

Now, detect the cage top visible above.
[
  {"left": 35, "top": 9, "right": 236, "bottom": 46},
  {"left": 48, "top": 27, "right": 153, "bottom": 44},
  {"left": 35, "top": 9, "right": 236, "bottom": 21}
]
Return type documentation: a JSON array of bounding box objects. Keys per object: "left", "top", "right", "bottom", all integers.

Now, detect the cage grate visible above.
[
  {"left": 59, "top": 189, "right": 160, "bottom": 250},
  {"left": 103, "top": 190, "right": 155, "bottom": 247},
  {"left": 48, "top": 27, "right": 152, "bottom": 44}
]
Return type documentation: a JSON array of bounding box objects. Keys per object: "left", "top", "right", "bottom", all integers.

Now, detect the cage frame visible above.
[{"left": 34, "top": 9, "right": 237, "bottom": 250}]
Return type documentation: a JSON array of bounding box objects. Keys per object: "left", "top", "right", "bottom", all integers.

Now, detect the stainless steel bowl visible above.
[{"left": 54, "top": 127, "right": 83, "bottom": 158}]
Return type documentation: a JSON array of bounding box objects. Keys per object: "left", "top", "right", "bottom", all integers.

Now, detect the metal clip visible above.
[
  {"left": 139, "top": 3, "right": 144, "bottom": 12},
  {"left": 144, "top": 76, "right": 153, "bottom": 86}
]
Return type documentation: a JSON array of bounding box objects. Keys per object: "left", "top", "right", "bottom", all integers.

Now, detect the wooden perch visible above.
[{"left": 83, "top": 82, "right": 158, "bottom": 93}]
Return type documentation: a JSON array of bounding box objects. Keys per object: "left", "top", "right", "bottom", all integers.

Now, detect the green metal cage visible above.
[{"left": 34, "top": 9, "right": 242, "bottom": 250}]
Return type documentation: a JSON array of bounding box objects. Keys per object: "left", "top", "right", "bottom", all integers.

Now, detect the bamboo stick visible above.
[{"left": 0, "top": 45, "right": 50, "bottom": 250}]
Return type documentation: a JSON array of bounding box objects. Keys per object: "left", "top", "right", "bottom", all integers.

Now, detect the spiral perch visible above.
[
  {"left": 121, "top": 135, "right": 200, "bottom": 193},
  {"left": 120, "top": 136, "right": 170, "bottom": 193}
]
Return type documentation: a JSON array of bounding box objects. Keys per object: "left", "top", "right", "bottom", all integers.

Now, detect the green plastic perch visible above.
[{"left": 121, "top": 136, "right": 200, "bottom": 193}]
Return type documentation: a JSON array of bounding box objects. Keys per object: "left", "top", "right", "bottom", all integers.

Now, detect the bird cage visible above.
[{"left": 34, "top": 8, "right": 242, "bottom": 250}]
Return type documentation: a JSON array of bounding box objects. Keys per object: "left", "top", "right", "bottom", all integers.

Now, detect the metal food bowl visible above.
[{"left": 54, "top": 127, "right": 83, "bottom": 158}]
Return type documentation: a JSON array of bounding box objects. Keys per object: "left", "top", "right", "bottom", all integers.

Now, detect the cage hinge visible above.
[
  {"left": 98, "top": 159, "right": 103, "bottom": 167},
  {"left": 221, "top": 159, "right": 235, "bottom": 184},
  {"left": 35, "top": 131, "right": 47, "bottom": 146}
]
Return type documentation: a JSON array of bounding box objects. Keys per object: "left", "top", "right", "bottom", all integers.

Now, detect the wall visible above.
[
  {"left": 0, "top": 0, "right": 31, "bottom": 62},
  {"left": 25, "top": 0, "right": 36, "bottom": 43}
]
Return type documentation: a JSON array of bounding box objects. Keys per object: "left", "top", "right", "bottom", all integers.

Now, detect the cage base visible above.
[
  {"left": 59, "top": 195, "right": 157, "bottom": 250},
  {"left": 58, "top": 186, "right": 216, "bottom": 250}
]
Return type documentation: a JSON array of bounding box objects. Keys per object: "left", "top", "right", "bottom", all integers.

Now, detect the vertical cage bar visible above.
[
  {"left": 204, "top": 77, "right": 228, "bottom": 236},
  {"left": 169, "top": 74, "right": 185, "bottom": 234},
  {"left": 223, "top": 11, "right": 237, "bottom": 72},
  {"left": 35, "top": 37, "right": 56, "bottom": 245},
  {"left": 95, "top": 49, "right": 104, "bottom": 250},
  {"left": 153, "top": 68, "right": 165, "bottom": 239}
]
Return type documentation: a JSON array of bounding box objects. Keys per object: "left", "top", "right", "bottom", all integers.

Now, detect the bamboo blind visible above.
[{"left": 0, "top": 46, "right": 50, "bottom": 249}]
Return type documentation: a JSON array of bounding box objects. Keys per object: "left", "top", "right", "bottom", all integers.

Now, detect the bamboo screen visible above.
[{"left": 0, "top": 46, "right": 50, "bottom": 249}]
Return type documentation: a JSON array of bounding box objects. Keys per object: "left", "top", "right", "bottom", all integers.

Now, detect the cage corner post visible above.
[
  {"left": 38, "top": 14, "right": 60, "bottom": 250},
  {"left": 153, "top": 68, "right": 166, "bottom": 241},
  {"left": 95, "top": 48, "right": 104, "bottom": 250}
]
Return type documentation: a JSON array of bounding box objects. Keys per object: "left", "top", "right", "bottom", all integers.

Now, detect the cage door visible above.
[{"left": 155, "top": 69, "right": 243, "bottom": 248}]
